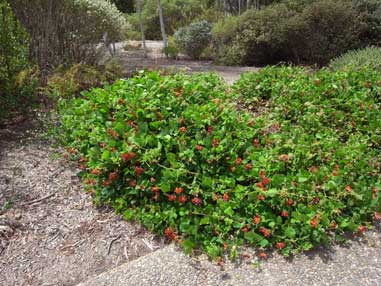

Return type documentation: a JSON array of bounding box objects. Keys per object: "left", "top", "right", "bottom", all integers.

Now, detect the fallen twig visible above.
[
  {"left": 107, "top": 235, "right": 121, "bottom": 255},
  {"left": 20, "top": 193, "right": 55, "bottom": 206}
]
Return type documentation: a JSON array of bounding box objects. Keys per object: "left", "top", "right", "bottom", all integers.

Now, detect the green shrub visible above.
[
  {"left": 174, "top": 20, "right": 212, "bottom": 60},
  {"left": 58, "top": 69, "right": 380, "bottom": 259},
  {"left": 0, "top": 0, "right": 30, "bottom": 123},
  {"left": 298, "top": 0, "right": 364, "bottom": 65},
  {"left": 215, "top": 0, "right": 364, "bottom": 66},
  {"left": 330, "top": 46, "right": 381, "bottom": 71},
  {"left": 162, "top": 36, "right": 179, "bottom": 59},
  {"left": 353, "top": 0, "right": 381, "bottom": 47}
]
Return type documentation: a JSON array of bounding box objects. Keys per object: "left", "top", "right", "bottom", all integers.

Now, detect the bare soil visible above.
[{"left": 0, "top": 116, "right": 163, "bottom": 286}]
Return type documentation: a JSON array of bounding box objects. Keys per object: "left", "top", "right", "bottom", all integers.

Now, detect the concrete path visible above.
[{"left": 79, "top": 230, "right": 381, "bottom": 286}]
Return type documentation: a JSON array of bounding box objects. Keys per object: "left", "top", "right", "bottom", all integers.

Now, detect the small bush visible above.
[
  {"left": 174, "top": 20, "right": 212, "bottom": 60},
  {"left": 162, "top": 36, "right": 179, "bottom": 59},
  {"left": 58, "top": 69, "right": 380, "bottom": 259},
  {"left": 330, "top": 46, "right": 381, "bottom": 71},
  {"left": 45, "top": 62, "right": 124, "bottom": 99}
]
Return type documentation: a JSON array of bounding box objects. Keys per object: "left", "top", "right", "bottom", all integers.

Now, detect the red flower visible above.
[
  {"left": 79, "top": 163, "right": 87, "bottom": 170},
  {"left": 241, "top": 226, "right": 250, "bottom": 233},
  {"left": 279, "top": 154, "right": 289, "bottom": 162},
  {"left": 259, "top": 227, "right": 270, "bottom": 237},
  {"left": 167, "top": 194, "right": 177, "bottom": 202},
  {"left": 85, "top": 178, "right": 95, "bottom": 185},
  {"left": 152, "top": 186, "right": 160, "bottom": 193},
  {"left": 309, "top": 166, "right": 318, "bottom": 173},
  {"left": 174, "top": 187, "right": 183, "bottom": 194},
  {"left": 129, "top": 180, "right": 136, "bottom": 187},
  {"left": 262, "top": 177, "right": 270, "bottom": 186},
  {"left": 374, "top": 212, "right": 381, "bottom": 221},
  {"left": 212, "top": 139, "right": 219, "bottom": 148},
  {"left": 207, "top": 126, "right": 213, "bottom": 134},
  {"left": 109, "top": 172, "right": 118, "bottom": 181},
  {"left": 256, "top": 182, "right": 264, "bottom": 189},
  {"left": 118, "top": 98, "right": 125, "bottom": 105},
  {"left": 100, "top": 142, "right": 107, "bottom": 148},
  {"left": 103, "top": 179, "right": 112, "bottom": 187},
  {"left": 222, "top": 193, "right": 230, "bottom": 201},
  {"left": 330, "top": 222, "right": 337, "bottom": 229},
  {"left": 275, "top": 242, "right": 286, "bottom": 249},
  {"left": 191, "top": 197, "right": 202, "bottom": 206},
  {"left": 107, "top": 129, "right": 118, "bottom": 139},
  {"left": 235, "top": 157, "right": 243, "bottom": 165},
  {"left": 258, "top": 195, "right": 266, "bottom": 201},
  {"left": 253, "top": 215, "right": 261, "bottom": 225},
  {"left": 286, "top": 199, "right": 294, "bottom": 206},
  {"left": 79, "top": 156, "right": 87, "bottom": 162},
  {"left": 358, "top": 225, "right": 367, "bottom": 234},
  {"left": 244, "top": 163, "right": 252, "bottom": 170},
  {"left": 281, "top": 210, "right": 289, "bottom": 217},
  {"left": 213, "top": 194, "right": 219, "bottom": 201},
  {"left": 259, "top": 170, "right": 266, "bottom": 179},
  {"left": 121, "top": 152, "right": 136, "bottom": 161},
  {"left": 310, "top": 218, "right": 319, "bottom": 228},
  {"left": 164, "top": 228, "right": 177, "bottom": 240},
  {"left": 223, "top": 242, "right": 229, "bottom": 251},
  {"left": 135, "top": 166, "right": 144, "bottom": 177},
  {"left": 196, "top": 145, "right": 203, "bottom": 151},
  {"left": 179, "top": 127, "right": 187, "bottom": 133},
  {"left": 345, "top": 185, "right": 352, "bottom": 193},
  {"left": 91, "top": 169, "right": 100, "bottom": 175},
  {"left": 178, "top": 195, "right": 187, "bottom": 204},
  {"left": 252, "top": 139, "right": 260, "bottom": 147},
  {"left": 258, "top": 252, "right": 267, "bottom": 259}
]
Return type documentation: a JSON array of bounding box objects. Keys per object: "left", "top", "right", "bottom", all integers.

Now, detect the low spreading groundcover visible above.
[{"left": 57, "top": 68, "right": 381, "bottom": 259}]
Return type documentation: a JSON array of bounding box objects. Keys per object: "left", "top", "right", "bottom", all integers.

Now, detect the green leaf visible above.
[
  {"left": 200, "top": 217, "right": 210, "bottom": 225},
  {"left": 223, "top": 206, "right": 234, "bottom": 217},
  {"left": 182, "top": 239, "right": 195, "bottom": 254},
  {"left": 244, "top": 231, "right": 263, "bottom": 243},
  {"left": 101, "top": 150, "right": 110, "bottom": 160},
  {"left": 285, "top": 227, "right": 296, "bottom": 238}
]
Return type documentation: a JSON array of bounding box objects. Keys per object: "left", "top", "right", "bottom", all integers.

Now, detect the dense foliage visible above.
[
  {"left": 330, "top": 47, "right": 381, "bottom": 72},
  {"left": 174, "top": 21, "right": 212, "bottom": 59},
  {"left": 57, "top": 69, "right": 381, "bottom": 259},
  {"left": 0, "top": 0, "right": 31, "bottom": 123}
]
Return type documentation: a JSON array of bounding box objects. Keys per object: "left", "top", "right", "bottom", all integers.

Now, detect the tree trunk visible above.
[
  {"left": 157, "top": 0, "right": 167, "bottom": 49},
  {"left": 137, "top": 0, "right": 147, "bottom": 58}
]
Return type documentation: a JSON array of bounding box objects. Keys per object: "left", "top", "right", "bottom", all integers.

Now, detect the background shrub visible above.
[
  {"left": 9, "top": 0, "right": 129, "bottom": 75},
  {"left": 174, "top": 20, "right": 212, "bottom": 59},
  {"left": 353, "top": 0, "right": 381, "bottom": 47},
  {"left": 213, "top": 0, "right": 365, "bottom": 66},
  {"left": 0, "top": 0, "right": 30, "bottom": 123},
  {"left": 330, "top": 46, "right": 381, "bottom": 71}
]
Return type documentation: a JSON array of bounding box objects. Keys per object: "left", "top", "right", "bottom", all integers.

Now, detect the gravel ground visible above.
[
  {"left": 0, "top": 117, "right": 163, "bottom": 286},
  {"left": 116, "top": 40, "right": 259, "bottom": 84}
]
